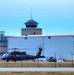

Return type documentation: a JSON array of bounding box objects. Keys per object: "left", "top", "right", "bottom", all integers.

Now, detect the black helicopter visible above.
[{"left": 1, "top": 48, "right": 45, "bottom": 62}]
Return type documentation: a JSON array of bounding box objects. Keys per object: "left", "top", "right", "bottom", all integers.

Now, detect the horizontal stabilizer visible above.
[{"left": 39, "top": 56, "right": 45, "bottom": 58}]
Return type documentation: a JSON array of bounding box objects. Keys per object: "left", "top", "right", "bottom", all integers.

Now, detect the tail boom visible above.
[{"left": 36, "top": 48, "right": 43, "bottom": 58}]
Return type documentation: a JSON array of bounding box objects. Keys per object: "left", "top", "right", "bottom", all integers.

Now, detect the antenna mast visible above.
[{"left": 31, "top": 8, "right": 32, "bottom": 20}]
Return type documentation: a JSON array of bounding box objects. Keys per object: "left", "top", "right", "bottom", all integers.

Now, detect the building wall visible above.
[
  {"left": 7, "top": 35, "right": 74, "bottom": 61},
  {"left": 44, "top": 36, "right": 73, "bottom": 61},
  {"left": 0, "top": 31, "right": 7, "bottom": 55},
  {"left": 0, "top": 36, "right": 7, "bottom": 54},
  {"left": 21, "top": 28, "right": 42, "bottom": 35},
  {"left": 0, "top": 31, "right": 5, "bottom": 36}
]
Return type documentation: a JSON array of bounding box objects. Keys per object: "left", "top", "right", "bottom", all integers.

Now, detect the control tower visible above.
[{"left": 21, "top": 19, "right": 42, "bottom": 35}]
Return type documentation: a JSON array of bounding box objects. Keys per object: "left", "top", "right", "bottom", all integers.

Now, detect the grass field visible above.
[
  {"left": 0, "top": 72, "right": 74, "bottom": 75},
  {"left": 0, "top": 61, "right": 74, "bottom": 67}
]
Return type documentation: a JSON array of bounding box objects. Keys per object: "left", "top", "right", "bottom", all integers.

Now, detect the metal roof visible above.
[
  {"left": 25, "top": 19, "right": 38, "bottom": 25},
  {"left": 7, "top": 34, "right": 74, "bottom": 38}
]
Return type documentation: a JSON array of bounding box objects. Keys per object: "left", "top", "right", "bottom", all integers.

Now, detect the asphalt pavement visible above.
[{"left": 0, "top": 68, "right": 74, "bottom": 72}]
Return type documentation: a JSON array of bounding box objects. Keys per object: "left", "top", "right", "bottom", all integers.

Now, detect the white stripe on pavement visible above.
[{"left": 0, "top": 68, "right": 74, "bottom": 72}]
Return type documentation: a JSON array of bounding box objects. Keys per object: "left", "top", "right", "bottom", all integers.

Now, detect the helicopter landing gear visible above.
[
  {"left": 33, "top": 59, "right": 35, "bottom": 62},
  {"left": 6, "top": 59, "right": 9, "bottom": 62}
]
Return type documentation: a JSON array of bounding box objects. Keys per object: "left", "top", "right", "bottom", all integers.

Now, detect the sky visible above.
[{"left": 0, "top": 0, "right": 74, "bottom": 36}]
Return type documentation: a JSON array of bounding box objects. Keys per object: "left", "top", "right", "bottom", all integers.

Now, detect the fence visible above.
[{"left": 0, "top": 60, "right": 74, "bottom": 67}]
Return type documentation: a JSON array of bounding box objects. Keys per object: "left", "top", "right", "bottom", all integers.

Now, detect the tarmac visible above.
[{"left": 0, "top": 68, "right": 74, "bottom": 72}]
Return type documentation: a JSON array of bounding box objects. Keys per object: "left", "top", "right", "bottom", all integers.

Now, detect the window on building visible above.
[
  {"left": 0, "top": 44, "right": 7, "bottom": 47},
  {"left": 1, "top": 45, "right": 3, "bottom": 47},
  {"left": 1, "top": 34, "right": 3, "bottom": 36},
  {"left": 4, "top": 45, "right": 7, "bottom": 47},
  {"left": 4, "top": 37, "right": 7, "bottom": 40},
  {"left": 26, "top": 25, "right": 30, "bottom": 27},
  {"left": 1, "top": 37, "right": 3, "bottom": 40},
  {"left": 33, "top": 32, "right": 36, "bottom": 35},
  {"left": 48, "top": 36, "right": 51, "bottom": 39}
]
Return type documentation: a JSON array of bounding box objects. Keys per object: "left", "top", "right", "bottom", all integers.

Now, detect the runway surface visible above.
[{"left": 0, "top": 68, "right": 74, "bottom": 72}]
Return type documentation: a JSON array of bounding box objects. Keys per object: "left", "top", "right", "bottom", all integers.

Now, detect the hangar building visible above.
[{"left": 7, "top": 35, "right": 74, "bottom": 61}]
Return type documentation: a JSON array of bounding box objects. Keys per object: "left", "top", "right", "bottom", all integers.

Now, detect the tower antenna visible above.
[{"left": 30, "top": 8, "right": 32, "bottom": 20}]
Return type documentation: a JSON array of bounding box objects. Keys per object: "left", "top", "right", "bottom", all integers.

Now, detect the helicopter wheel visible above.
[
  {"left": 33, "top": 59, "right": 35, "bottom": 62},
  {"left": 6, "top": 59, "right": 9, "bottom": 62},
  {"left": 14, "top": 60, "right": 16, "bottom": 62}
]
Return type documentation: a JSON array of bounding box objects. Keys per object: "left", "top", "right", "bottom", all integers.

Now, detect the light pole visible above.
[
  {"left": 71, "top": 52, "right": 73, "bottom": 67},
  {"left": 72, "top": 39, "right": 74, "bottom": 67},
  {"left": 73, "top": 40, "right": 74, "bottom": 55},
  {"left": 54, "top": 52, "right": 56, "bottom": 67},
  {"left": 42, "top": 36, "right": 44, "bottom": 56}
]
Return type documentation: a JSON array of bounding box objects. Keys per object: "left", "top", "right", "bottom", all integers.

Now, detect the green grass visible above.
[{"left": 0, "top": 72, "right": 74, "bottom": 75}]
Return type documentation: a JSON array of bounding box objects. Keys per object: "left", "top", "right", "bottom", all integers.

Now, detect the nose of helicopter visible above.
[{"left": 1, "top": 56, "right": 6, "bottom": 60}]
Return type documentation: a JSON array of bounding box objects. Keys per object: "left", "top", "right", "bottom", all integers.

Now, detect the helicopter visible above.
[{"left": 1, "top": 48, "right": 45, "bottom": 62}]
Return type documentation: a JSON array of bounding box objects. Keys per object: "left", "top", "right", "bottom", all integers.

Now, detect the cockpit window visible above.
[
  {"left": 2, "top": 53, "right": 8, "bottom": 57},
  {"left": 2, "top": 53, "right": 10, "bottom": 57}
]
